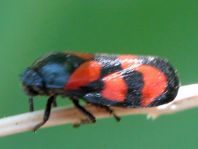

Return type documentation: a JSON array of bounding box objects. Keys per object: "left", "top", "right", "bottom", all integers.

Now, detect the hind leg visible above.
[
  {"left": 83, "top": 93, "right": 121, "bottom": 121},
  {"left": 91, "top": 104, "right": 121, "bottom": 121},
  {"left": 70, "top": 97, "right": 96, "bottom": 127},
  {"left": 100, "top": 105, "right": 121, "bottom": 121}
]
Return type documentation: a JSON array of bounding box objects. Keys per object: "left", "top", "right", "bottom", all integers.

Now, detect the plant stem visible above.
[{"left": 0, "top": 84, "right": 197, "bottom": 137}]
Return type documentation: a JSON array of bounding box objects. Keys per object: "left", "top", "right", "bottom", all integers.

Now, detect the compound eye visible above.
[{"left": 21, "top": 68, "right": 43, "bottom": 86}]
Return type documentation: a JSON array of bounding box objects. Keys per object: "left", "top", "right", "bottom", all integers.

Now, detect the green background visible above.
[{"left": 0, "top": 0, "right": 198, "bottom": 148}]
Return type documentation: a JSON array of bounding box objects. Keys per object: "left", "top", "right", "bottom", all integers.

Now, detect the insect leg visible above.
[
  {"left": 93, "top": 104, "right": 121, "bottom": 121},
  {"left": 33, "top": 95, "right": 56, "bottom": 131},
  {"left": 83, "top": 93, "right": 120, "bottom": 121},
  {"left": 71, "top": 98, "right": 96, "bottom": 126},
  {"left": 102, "top": 106, "right": 121, "bottom": 121},
  {"left": 52, "top": 100, "right": 57, "bottom": 107},
  {"left": 29, "top": 96, "right": 34, "bottom": 112}
]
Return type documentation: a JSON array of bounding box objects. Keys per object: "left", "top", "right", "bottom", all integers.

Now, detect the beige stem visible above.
[{"left": 0, "top": 84, "right": 197, "bottom": 137}]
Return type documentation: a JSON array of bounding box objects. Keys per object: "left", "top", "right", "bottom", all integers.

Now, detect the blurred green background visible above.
[{"left": 0, "top": 0, "right": 197, "bottom": 148}]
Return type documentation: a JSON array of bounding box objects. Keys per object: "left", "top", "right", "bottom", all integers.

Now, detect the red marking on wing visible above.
[
  {"left": 65, "top": 61, "right": 101, "bottom": 90},
  {"left": 69, "top": 52, "right": 94, "bottom": 60},
  {"left": 118, "top": 55, "right": 139, "bottom": 69},
  {"left": 101, "top": 72, "right": 127, "bottom": 102},
  {"left": 136, "top": 65, "right": 167, "bottom": 106}
]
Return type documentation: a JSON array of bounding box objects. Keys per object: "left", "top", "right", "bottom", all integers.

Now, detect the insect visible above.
[{"left": 21, "top": 52, "right": 179, "bottom": 130}]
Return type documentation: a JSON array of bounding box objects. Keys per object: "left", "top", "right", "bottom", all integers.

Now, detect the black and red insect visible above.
[{"left": 21, "top": 52, "right": 179, "bottom": 130}]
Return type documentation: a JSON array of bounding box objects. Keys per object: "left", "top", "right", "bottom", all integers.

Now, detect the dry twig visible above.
[{"left": 0, "top": 84, "right": 197, "bottom": 137}]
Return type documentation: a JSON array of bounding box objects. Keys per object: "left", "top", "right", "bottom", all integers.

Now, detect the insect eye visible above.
[{"left": 21, "top": 68, "right": 42, "bottom": 86}]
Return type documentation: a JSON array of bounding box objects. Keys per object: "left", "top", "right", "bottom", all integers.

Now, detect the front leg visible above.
[
  {"left": 29, "top": 96, "right": 57, "bottom": 111},
  {"left": 29, "top": 96, "right": 34, "bottom": 112},
  {"left": 33, "top": 95, "right": 56, "bottom": 131}
]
